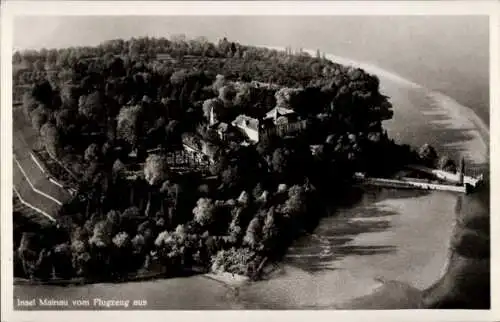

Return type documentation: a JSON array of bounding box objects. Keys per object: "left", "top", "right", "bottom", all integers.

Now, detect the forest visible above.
[{"left": 13, "top": 36, "right": 451, "bottom": 282}]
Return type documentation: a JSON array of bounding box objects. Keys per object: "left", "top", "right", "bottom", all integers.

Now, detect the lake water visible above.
[{"left": 13, "top": 16, "right": 489, "bottom": 309}]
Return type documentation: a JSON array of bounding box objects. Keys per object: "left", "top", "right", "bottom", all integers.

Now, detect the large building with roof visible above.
[
  {"left": 264, "top": 106, "right": 297, "bottom": 124},
  {"left": 231, "top": 114, "right": 261, "bottom": 143}
]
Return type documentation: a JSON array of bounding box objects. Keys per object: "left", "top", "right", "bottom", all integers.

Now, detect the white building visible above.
[{"left": 231, "top": 115, "right": 260, "bottom": 143}]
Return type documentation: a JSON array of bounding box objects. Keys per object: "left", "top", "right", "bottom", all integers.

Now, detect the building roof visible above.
[
  {"left": 181, "top": 132, "right": 204, "bottom": 151},
  {"left": 265, "top": 106, "right": 296, "bottom": 120},
  {"left": 232, "top": 115, "right": 259, "bottom": 131}
]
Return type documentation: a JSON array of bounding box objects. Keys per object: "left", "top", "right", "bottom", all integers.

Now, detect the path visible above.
[{"left": 13, "top": 107, "right": 72, "bottom": 219}]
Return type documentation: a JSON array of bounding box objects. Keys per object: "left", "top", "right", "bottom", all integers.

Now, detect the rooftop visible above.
[
  {"left": 232, "top": 115, "right": 259, "bottom": 131},
  {"left": 265, "top": 106, "right": 296, "bottom": 121},
  {"left": 181, "top": 132, "right": 204, "bottom": 151}
]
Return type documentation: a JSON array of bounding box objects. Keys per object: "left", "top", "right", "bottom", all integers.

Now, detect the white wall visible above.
[{"left": 235, "top": 126, "right": 259, "bottom": 142}]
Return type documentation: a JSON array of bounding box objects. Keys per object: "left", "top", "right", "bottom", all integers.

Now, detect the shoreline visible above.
[
  {"left": 203, "top": 272, "right": 250, "bottom": 288},
  {"left": 317, "top": 49, "right": 488, "bottom": 308},
  {"left": 261, "top": 45, "right": 489, "bottom": 308},
  {"left": 426, "top": 91, "right": 490, "bottom": 150},
  {"left": 264, "top": 45, "right": 489, "bottom": 139}
]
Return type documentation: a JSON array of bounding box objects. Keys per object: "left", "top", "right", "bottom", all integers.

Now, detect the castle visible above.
[{"left": 209, "top": 104, "right": 307, "bottom": 143}]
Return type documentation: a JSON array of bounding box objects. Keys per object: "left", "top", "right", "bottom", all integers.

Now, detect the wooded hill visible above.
[{"left": 14, "top": 36, "right": 412, "bottom": 282}]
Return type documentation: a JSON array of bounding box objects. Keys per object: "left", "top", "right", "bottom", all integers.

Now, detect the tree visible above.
[
  {"left": 32, "top": 80, "right": 54, "bottom": 106},
  {"left": 274, "top": 87, "right": 302, "bottom": 110},
  {"left": 272, "top": 147, "right": 292, "bottom": 176},
  {"left": 192, "top": 198, "right": 216, "bottom": 227},
  {"left": 40, "top": 123, "right": 61, "bottom": 157},
  {"left": 108, "top": 57, "right": 126, "bottom": 78},
  {"left": 78, "top": 91, "right": 105, "bottom": 124},
  {"left": 162, "top": 181, "right": 182, "bottom": 209},
  {"left": 243, "top": 216, "right": 262, "bottom": 250},
  {"left": 60, "top": 84, "right": 79, "bottom": 109},
  {"left": 30, "top": 105, "right": 49, "bottom": 132},
  {"left": 154, "top": 230, "right": 172, "bottom": 248},
  {"left": 282, "top": 185, "right": 307, "bottom": 217},
  {"left": 89, "top": 220, "right": 112, "bottom": 248},
  {"left": 46, "top": 49, "right": 58, "bottom": 66},
  {"left": 173, "top": 224, "right": 188, "bottom": 244},
  {"left": 218, "top": 84, "right": 237, "bottom": 106},
  {"left": 116, "top": 105, "right": 142, "bottom": 147},
  {"left": 106, "top": 210, "right": 121, "bottom": 235},
  {"left": 144, "top": 154, "right": 169, "bottom": 186},
  {"left": 438, "top": 155, "right": 457, "bottom": 173},
  {"left": 33, "top": 59, "right": 45, "bottom": 72},
  {"left": 12, "top": 51, "right": 22, "bottom": 65},
  {"left": 234, "top": 83, "right": 253, "bottom": 108},
  {"left": 170, "top": 69, "right": 189, "bottom": 86},
  {"left": 112, "top": 231, "right": 131, "bottom": 249},
  {"left": 17, "top": 232, "right": 38, "bottom": 278},
  {"left": 84, "top": 143, "right": 101, "bottom": 162},
  {"left": 227, "top": 217, "right": 243, "bottom": 244},
  {"left": 418, "top": 143, "right": 439, "bottom": 168},
  {"left": 131, "top": 234, "right": 146, "bottom": 255},
  {"left": 221, "top": 165, "right": 241, "bottom": 190},
  {"left": 128, "top": 38, "right": 141, "bottom": 58},
  {"left": 52, "top": 243, "right": 73, "bottom": 278},
  {"left": 211, "top": 247, "right": 257, "bottom": 276},
  {"left": 83, "top": 160, "right": 106, "bottom": 188},
  {"left": 55, "top": 108, "right": 77, "bottom": 134},
  {"left": 164, "top": 119, "right": 181, "bottom": 148},
  {"left": 119, "top": 206, "right": 141, "bottom": 235},
  {"left": 252, "top": 183, "right": 264, "bottom": 200},
  {"left": 262, "top": 207, "right": 279, "bottom": 252},
  {"left": 112, "top": 158, "right": 126, "bottom": 181}
]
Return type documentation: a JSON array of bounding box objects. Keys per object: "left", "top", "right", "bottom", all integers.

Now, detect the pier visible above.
[
  {"left": 354, "top": 158, "right": 483, "bottom": 194},
  {"left": 354, "top": 174, "right": 468, "bottom": 193}
]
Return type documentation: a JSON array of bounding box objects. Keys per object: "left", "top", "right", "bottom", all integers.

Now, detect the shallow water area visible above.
[{"left": 237, "top": 189, "right": 459, "bottom": 309}]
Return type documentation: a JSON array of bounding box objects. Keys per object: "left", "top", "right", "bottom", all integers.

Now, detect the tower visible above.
[
  {"left": 458, "top": 157, "right": 465, "bottom": 185},
  {"left": 209, "top": 105, "right": 217, "bottom": 126},
  {"left": 272, "top": 107, "right": 279, "bottom": 123}
]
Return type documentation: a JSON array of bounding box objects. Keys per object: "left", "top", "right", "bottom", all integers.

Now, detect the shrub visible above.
[{"left": 210, "top": 247, "right": 258, "bottom": 276}]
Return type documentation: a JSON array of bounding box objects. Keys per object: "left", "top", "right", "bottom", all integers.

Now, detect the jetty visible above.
[
  {"left": 354, "top": 158, "right": 483, "bottom": 194},
  {"left": 405, "top": 164, "right": 483, "bottom": 187}
]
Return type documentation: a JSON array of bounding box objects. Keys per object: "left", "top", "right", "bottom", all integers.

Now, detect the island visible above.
[{"left": 12, "top": 36, "right": 482, "bottom": 286}]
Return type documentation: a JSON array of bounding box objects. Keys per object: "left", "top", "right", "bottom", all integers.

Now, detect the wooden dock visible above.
[{"left": 354, "top": 175, "right": 467, "bottom": 193}]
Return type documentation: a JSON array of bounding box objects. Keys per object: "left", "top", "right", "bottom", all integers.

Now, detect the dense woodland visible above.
[{"left": 13, "top": 36, "right": 452, "bottom": 282}]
